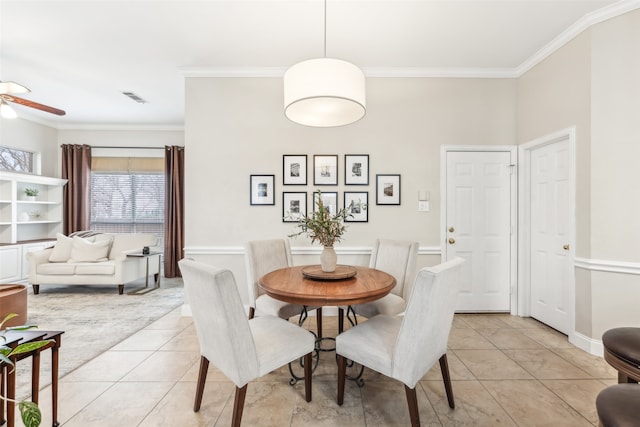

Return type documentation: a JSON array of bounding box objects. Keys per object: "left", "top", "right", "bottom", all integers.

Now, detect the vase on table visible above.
[{"left": 320, "top": 246, "right": 337, "bottom": 272}]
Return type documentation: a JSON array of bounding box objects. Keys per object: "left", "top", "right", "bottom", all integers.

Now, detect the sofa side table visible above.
[{"left": 126, "top": 251, "right": 161, "bottom": 295}]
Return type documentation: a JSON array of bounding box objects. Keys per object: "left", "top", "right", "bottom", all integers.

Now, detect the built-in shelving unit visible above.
[
  {"left": 0, "top": 171, "right": 67, "bottom": 283},
  {"left": 0, "top": 171, "right": 67, "bottom": 244}
]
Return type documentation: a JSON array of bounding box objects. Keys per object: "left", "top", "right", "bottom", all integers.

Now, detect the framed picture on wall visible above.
[
  {"left": 313, "top": 191, "right": 338, "bottom": 214},
  {"left": 250, "top": 174, "right": 275, "bottom": 205},
  {"left": 344, "top": 154, "right": 369, "bottom": 185},
  {"left": 313, "top": 155, "right": 338, "bottom": 185},
  {"left": 344, "top": 191, "right": 368, "bottom": 222},
  {"left": 283, "top": 155, "right": 307, "bottom": 185},
  {"left": 376, "top": 174, "right": 401, "bottom": 205},
  {"left": 282, "top": 192, "right": 307, "bottom": 222}
]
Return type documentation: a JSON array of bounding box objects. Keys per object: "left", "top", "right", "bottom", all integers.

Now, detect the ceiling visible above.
[{"left": 0, "top": 0, "right": 631, "bottom": 129}]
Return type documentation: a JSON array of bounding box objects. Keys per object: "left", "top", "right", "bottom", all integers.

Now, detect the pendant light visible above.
[{"left": 284, "top": 0, "right": 366, "bottom": 127}]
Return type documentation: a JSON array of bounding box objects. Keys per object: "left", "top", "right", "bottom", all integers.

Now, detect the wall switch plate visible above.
[{"left": 418, "top": 201, "right": 430, "bottom": 212}]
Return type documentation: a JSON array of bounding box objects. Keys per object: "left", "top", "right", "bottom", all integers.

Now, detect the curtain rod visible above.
[{"left": 61, "top": 145, "right": 166, "bottom": 150}]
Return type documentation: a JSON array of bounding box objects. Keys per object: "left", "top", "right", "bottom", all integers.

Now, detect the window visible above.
[
  {"left": 0, "top": 146, "right": 35, "bottom": 173},
  {"left": 90, "top": 157, "right": 164, "bottom": 248}
]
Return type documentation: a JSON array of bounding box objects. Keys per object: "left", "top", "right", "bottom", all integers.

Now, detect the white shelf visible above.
[{"left": 16, "top": 201, "right": 61, "bottom": 205}]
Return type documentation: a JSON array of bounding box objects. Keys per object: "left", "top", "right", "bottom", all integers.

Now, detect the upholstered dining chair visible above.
[
  {"left": 339, "top": 239, "right": 418, "bottom": 332},
  {"left": 336, "top": 257, "right": 465, "bottom": 426},
  {"left": 179, "top": 259, "right": 315, "bottom": 427},
  {"left": 245, "top": 238, "right": 324, "bottom": 337}
]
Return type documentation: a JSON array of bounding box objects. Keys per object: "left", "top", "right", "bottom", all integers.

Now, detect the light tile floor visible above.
[{"left": 29, "top": 311, "right": 617, "bottom": 426}]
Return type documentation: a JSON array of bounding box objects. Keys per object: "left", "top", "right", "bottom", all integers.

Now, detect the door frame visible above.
[
  {"left": 517, "top": 127, "right": 576, "bottom": 337},
  {"left": 440, "top": 145, "right": 519, "bottom": 314}
]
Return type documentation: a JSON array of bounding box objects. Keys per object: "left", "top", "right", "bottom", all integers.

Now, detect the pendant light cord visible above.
[{"left": 323, "top": 0, "right": 327, "bottom": 58}]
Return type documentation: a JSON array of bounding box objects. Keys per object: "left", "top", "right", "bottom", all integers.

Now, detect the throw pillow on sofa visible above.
[
  {"left": 68, "top": 235, "right": 112, "bottom": 263},
  {"left": 48, "top": 233, "right": 74, "bottom": 262}
]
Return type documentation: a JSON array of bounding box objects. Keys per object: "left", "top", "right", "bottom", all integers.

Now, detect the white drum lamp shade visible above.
[{"left": 284, "top": 58, "right": 366, "bottom": 127}]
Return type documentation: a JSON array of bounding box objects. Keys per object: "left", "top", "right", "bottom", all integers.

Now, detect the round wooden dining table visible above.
[{"left": 258, "top": 264, "right": 396, "bottom": 308}]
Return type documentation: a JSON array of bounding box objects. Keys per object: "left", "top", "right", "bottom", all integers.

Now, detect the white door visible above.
[
  {"left": 529, "top": 139, "right": 573, "bottom": 333},
  {"left": 445, "top": 150, "right": 514, "bottom": 311}
]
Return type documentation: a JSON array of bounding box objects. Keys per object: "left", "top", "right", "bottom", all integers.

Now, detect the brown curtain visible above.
[
  {"left": 61, "top": 144, "right": 92, "bottom": 235},
  {"left": 164, "top": 145, "right": 185, "bottom": 277}
]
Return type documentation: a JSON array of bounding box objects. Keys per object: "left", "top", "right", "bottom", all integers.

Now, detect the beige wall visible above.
[
  {"left": 588, "top": 10, "right": 640, "bottom": 339},
  {"left": 1, "top": 117, "right": 59, "bottom": 176},
  {"left": 517, "top": 31, "right": 592, "bottom": 257},
  {"left": 184, "top": 76, "right": 517, "bottom": 300},
  {"left": 517, "top": 10, "right": 640, "bottom": 342}
]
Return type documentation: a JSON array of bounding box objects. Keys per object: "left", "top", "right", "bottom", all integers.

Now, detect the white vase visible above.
[
  {"left": 320, "top": 246, "right": 337, "bottom": 272},
  {"left": 25, "top": 195, "right": 36, "bottom": 202}
]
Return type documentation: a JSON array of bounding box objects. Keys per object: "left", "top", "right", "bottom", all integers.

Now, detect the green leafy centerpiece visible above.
[{"left": 288, "top": 190, "right": 352, "bottom": 272}]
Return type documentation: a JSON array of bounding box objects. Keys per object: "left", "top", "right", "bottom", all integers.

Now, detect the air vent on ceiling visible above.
[{"left": 122, "top": 91, "right": 148, "bottom": 104}]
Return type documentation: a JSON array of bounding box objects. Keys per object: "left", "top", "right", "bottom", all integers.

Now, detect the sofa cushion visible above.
[
  {"left": 74, "top": 262, "right": 115, "bottom": 275},
  {"left": 48, "top": 233, "right": 74, "bottom": 262},
  {"left": 69, "top": 236, "right": 112, "bottom": 263},
  {"left": 38, "top": 263, "right": 77, "bottom": 275}
]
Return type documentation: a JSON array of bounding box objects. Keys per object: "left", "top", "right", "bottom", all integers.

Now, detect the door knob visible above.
[
  {"left": 448, "top": 238, "right": 455, "bottom": 245},
  {"left": 448, "top": 227, "right": 455, "bottom": 232},
  {"left": 563, "top": 244, "right": 570, "bottom": 251}
]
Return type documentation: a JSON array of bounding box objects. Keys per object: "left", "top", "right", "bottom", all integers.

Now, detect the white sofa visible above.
[{"left": 27, "top": 232, "right": 160, "bottom": 295}]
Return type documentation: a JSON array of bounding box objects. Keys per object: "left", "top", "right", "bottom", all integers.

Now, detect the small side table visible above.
[
  {"left": 126, "top": 251, "right": 161, "bottom": 295},
  {"left": 1, "top": 329, "right": 64, "bottom": 427}
]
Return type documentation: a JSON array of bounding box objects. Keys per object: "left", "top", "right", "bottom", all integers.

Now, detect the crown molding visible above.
[
  {"left": 181, "top": 1, "right": 640, "bottom": 80},
  {"left": 515, "top": 0, "right": 640, "bottom": 76},
  {"left": 55, "top": 123, "right": 185, "bottom": 131}
]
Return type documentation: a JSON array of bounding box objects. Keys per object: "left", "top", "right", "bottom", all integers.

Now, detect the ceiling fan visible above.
[{"left": 0, "top": 81, "right": 66, "bottom": 118}]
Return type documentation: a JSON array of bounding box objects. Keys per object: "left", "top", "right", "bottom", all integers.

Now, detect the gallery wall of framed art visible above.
[{"left": 250, "top": 153, "right": 401, "bottom": 224}]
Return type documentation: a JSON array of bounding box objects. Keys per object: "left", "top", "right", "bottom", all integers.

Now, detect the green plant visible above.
[
  {"left": 288, "top": 190, "right": 352, "bottom": 247},
  {"left": 0, "top": 313, "right": 53, "bottom": 427},
  {"left": 24, "top": 188, "right": 39, "bottom": 197}
]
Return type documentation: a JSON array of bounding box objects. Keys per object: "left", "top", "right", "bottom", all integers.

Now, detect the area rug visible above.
[{"left": 11, "top": 277, "right": 184, "bottom": 400}]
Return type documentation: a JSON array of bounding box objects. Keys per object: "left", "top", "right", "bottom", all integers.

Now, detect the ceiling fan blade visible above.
[
  {"left": 0, "top": 94, "right": 66, "bottom": 116},
  {"left": 0, "top": 81, "right": 30, "bottom": 94}
]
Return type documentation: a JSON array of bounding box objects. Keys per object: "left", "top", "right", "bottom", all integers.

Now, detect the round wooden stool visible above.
[
  {"left": 596, "top": 384, "right": 640, "bottom": 427},
  {"left": 603, "top": 327, "right": 640, "bottom": 384},
  {"left": 0, "top": 284, "right": 27, "bottom": 327}
]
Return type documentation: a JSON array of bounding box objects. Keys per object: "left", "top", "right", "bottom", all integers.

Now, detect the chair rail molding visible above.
[
  {"left": 574, "top": 257, "right": 640, "bottom": 276},
  {"left": 183, "top": 245, "right": 441, "bottom": 257}
]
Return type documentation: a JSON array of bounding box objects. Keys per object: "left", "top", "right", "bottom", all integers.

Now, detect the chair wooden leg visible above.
[
  {"left": 248, "top": 306, "right": 255, "bottom": 320},
  {"left": 439, "top": 354, "right": 455, "bottom": 409},
  {"left": 337, "top": 355, "right": 347, "bottom": 405},
  {"left": 316, "top": 307, "right": 323, "bottom": 338},
  {"left": 304, "top": 352, "right": 312, "bottom": 402},
  {"left": 232, "top": 385, "right": 248, "bottom": 427},
  {"left": 194, "top": 356, "right": 209, "bottom": 412},
  {"left": 32, "top": 350, "right": 41, "bottom": 404},
  {"left": 404, "top": 385, "right": 420, "bottom": 427},
  {"left": 338, "top": 308, "right": 344, "bottom": 334}
]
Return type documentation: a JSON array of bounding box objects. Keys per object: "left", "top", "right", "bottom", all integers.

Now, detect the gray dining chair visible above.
[
  {"left": 336, "top": 257, "right": 465, "bottom": 426},
  {"left": 339, "top": 239, "right": 418, "bottom": 332},
  {"left": 179, "top": 259, "right": 315, "bottom": 427},
  {"left": 245, "top": 238, "right": 324, "bottom": 337}
]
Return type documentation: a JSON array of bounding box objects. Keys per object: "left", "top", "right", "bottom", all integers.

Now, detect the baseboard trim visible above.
[{"left": 571, "top": 331, "right": 604, "bottom": 357}]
